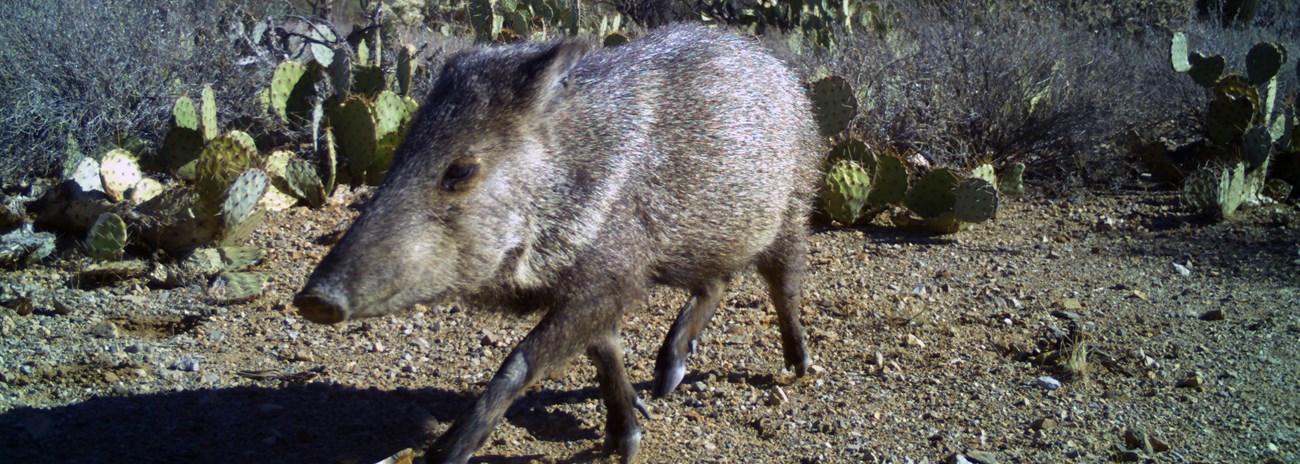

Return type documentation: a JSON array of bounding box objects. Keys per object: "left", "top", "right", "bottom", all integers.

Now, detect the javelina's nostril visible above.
[{"left": 294, "top": 291, "right": 346, "bottom": 324}]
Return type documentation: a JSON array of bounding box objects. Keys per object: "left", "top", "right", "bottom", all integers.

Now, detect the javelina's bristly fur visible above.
[{"left": 295, "top": 24, "right": 822, "bottom": 463}]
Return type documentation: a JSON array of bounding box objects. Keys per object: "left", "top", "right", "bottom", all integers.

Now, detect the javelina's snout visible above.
[{"left": 293, "top": 287, "right": 348, "bottom": 324}]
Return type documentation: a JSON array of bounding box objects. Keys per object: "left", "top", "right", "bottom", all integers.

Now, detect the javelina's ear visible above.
[{"left": 516, "top": 41, "right": 588, "bottom": 111}]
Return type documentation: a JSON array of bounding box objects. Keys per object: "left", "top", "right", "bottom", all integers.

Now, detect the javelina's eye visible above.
[{"left": 440, "top": 157, "right": 480, "bottom": 192}]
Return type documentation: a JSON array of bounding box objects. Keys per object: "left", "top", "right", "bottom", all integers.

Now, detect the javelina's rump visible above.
[{"left": 295, "top": 24, "right": 822, "bottom": 463}]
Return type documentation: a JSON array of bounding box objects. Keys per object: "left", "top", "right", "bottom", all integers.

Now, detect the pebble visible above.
[
  {"left": 172, "top": 356, "right": 201, "bottom": 372},
  {"left": 964, "top": 450, "right": 999, "bottom": 464},
  {"left": 1031, "top": 418, "right": 1057, "bottom": 431},
  {"left": 1173, "top": 262, "right": 1192, "bottom": 277},
  {"left": 1175, "top": 373, "right": 1203, "bottom": 389},
  {"left": 89, "top": 320, "right": 120, "bottom": 339},
  {"left": 1199, "top": 309, "right": 1225, "bottom": 321},
  {"left": 906, "top": 334, "right": 926, "bottom": 348},
  {"left": 1035, "top": 376, "right": 1062, "bottom": 390}
]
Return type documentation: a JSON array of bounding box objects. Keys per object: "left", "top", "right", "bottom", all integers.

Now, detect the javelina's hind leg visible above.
[
  {"left": 588, "top": 334, "right": 652, "bottom": 463},
  {"left": 426, "top": 304, "right": 609, "bottom": 464},
  {"left": 653, "top": 277, "right": 728, "bottom": 397},
  {"left": 756, "top": 228, "right": 812, "bottom": 376}
]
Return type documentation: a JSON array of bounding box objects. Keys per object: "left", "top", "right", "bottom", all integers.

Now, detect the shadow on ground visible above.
[{"left": 0, "top": 380, "right": 613, "bottom": 464}]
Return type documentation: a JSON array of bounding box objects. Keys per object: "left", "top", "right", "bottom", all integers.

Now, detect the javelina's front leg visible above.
[
  {"left": 588, "top": 334, "right": 652, "bottom": 463},
  {"left": 653, "top": 277, "right": 728, "bottom": 397},
  {"left": 426, "top": 305, "right": 609, "bottom": 463}
]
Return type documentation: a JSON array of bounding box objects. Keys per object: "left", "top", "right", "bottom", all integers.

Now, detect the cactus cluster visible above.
[
  {"left": 1157, "top": 33, "right": 1296, "bottom": 217},
  {"left": 466, "top": 0, "right": 606, "bottom": 43},
  {"left": 701, "top": 0, "right": 901, "bottom": 52}
]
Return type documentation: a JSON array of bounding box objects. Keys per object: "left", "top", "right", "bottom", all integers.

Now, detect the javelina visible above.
[{"left": 294, "top": 23, "right": 821, "bottom": 463}]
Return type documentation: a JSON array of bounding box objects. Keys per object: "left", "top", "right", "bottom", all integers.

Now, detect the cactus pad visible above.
[
  {"left": 905, "top": 168, "right": 959, "bottom": 218},
  {"left": 969, "top": 163, "right": 996, "bottom": 186},
  {"left": 324, "top": 127, "right": 338, "bottom": 195},
  {"left": 1170, "top": 32, "right": 1191, "bottom": 73},
  {"left": 1185, "top": 162, "right": 1247, "bottom": 219},
  {"left": 85, "top": 213, "right": 128, "bottom": 260},
  {"left": 954, "top": 178, "right": 999, "bottom": 223},
  {"left": 271, "top": 61, "right": 307, "bottom": 123},
  {"left": 1207, "top": 93, "right": 1255, "bottom": 146},
  {"left": 828, "top": 138, "right": 872, "bottom": 167},
  {"left": 219, "top": 209, "right": 263, "bottom": 247},
  {"left": 1246, "top": 41, "right": 1286, "bottom": 86},
  {"left": 196, "top": 135, "right": 259, "bottom": 215},
  {"left": 868, "top": 154, "right": 908, "bottom": 205},
  {"left": 99, "top": 149, "right": 142, "bottom": 202},
  {"left": 209, "top": 271, "right": 268, "bottom": 303},
  {"left": 218, "top": 246, "right": 265, "bottom": 271},
  {"left": 331, "top": 97, "right": 379, "bottom": 183},
  {"left": 397, "top": 45, "right": 417, "bottom": 97},
  {"left": 374, "top": 91, "right": 406, "bottom": 138},
  {"left": 352, "top": 66, "right": 387, "bottom": 96},
  {"left": 1242, "top": 125, "right": 1271, "bottom": 170},
  {"left": 129, "top": 178, "right": 164, "bottom": 205},
  {"left": 823, "top": 160, "right": 872, "bottom": 225},
  {"left": 201, "top": 84, "right": 219, "bottom": 141},
  {"left": 222, "top": 169, "right": 269, "bottom": 232},
  {"left": 998, "top": 163, "right": 1026, "bottom": 194},
  {"left": 71, "top": 157, "right": 103, "bottom": 194},
  {"left": 369, "top": 129, "right": 403, "bottom": 186},
  {"left": 1187, "top": 52, "right": 1226, "bottom": 88},
  {"left": 810, "top": 76, "right": 857, "bottom": 137},
  {"left": 283, "top": 158, "right": 326, "bottom": 207},
  {"left": 162, "top": 128, "right": 204, "bottom": 179},
  {"left": 174, "top": 96, "right": 199, "bottom": 131}
]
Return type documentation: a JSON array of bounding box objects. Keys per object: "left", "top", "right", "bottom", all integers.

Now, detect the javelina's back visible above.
[{"left": 296, "top": 24, "right": 822, "bottom": 463}]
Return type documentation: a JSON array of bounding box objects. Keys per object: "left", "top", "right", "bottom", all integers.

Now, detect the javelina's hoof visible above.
[
  {"left": 602, "top": 423, "right": 642, "bottom": 464},
  {"left": 651, "top": 355, "right": 687, "bottom": 398}
]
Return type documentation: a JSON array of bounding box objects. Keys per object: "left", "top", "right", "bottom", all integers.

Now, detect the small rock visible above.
[
  {"left": 1031, "top": 418, "right": 1057, "bottom": 431},
  {"left": 172, "top": 356, "right": 200, "bottom": 372},
  {"left": 964, "top": 450, "right": 999, "bottom": 464},
  {"left": 870, "top": 352, "right": 884, "bottom": 366},
  {"left": 691, "top": 381, "right": 707, "bottom": 393},
  {"left": 1034, "top": 376, "right": 1062, "bottom": 390},
  {"left": 1172, "top": 262, "right": 1192, "bottom": 277},
  {"left": 1199, "top": 309, "right": 1225, "bottom": 321},
  {"left": 1175, "top": 373, "right": 1203, "bottom": 389},
  {"left": 947, "top": 454, "right": 974, "bottom": 464},
  {"left": 371, "top": 342, "right": 385, "bottom": 353},
  {"left": 808, "top": 364, "right": 826, "bottom": 376},
  {"left": 89, "top": 320, "right": 120, "bottom": 339},
  {"left": 1123, "top": 429, "right": 1154, "bottom": 454},
  {"left": 905, "top": 334, "right": 926, "bottom": 348},
  {"left": 1113, "top": 450, "right": 1142, "bottom": 462},
  {"left": 1057, "top": 299, "right": 1083, "bottom": 311},
  {"left": 103, "top": 371, "right": 119, "bottom": 383},
  {"left": 1150, "top": 436, "right": 1170, "bottom": 453}
]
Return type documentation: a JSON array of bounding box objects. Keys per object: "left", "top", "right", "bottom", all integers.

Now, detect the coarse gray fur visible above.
[{"left": 295, "top": 23, "right": 822, "bottom": 463}]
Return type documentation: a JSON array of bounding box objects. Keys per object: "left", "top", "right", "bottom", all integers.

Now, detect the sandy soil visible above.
[{"left": 1, "top": 187, "right": 1297, "bottom": 464}]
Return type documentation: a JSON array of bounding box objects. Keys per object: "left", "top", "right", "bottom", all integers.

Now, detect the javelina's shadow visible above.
[{"left": 0, "top": 381, "right": 610, "bottom": 464}]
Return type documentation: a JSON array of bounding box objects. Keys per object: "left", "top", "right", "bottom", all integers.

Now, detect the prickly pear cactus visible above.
[
  {"left": 284, "top": 158, "right": 326, "bottom": 207},
  {"left": 99, "top": 149, "right": 142, "bottom": 202},
  {"left": 953, "top": 178, "right": 998, "bottom": 223},
  {"left": 1187, "top": 52, "right": 1226, "bottom": 88},
  {"left": 374, "top": 91, "right": 407, "bottom": 138},
  {"left": 867, "top": 154, "right": 908, "bottom": 205},
  {"left": 828, "top": 138, "right": 872, "bottom": 167},
  {"left": 324, "top": 126, "right": 338, "bottom": 195},
  {"left": 969, "top": 164, "right": 996, "bottom": 187},
  {"left": 218, "top": 246, "right": 265, "bottom": 271},
  {"left": 221, "top": 169, "right": 269, "bottom": 233},
  {"left": 353, "top": 65, "right": 387, "bottom": 96},
  {"left": 1207, "top": 93, "right": 1255, "bottom": 146},
  {"left": 1185, "top": 162, "right": 1247, "bottom": 219},
  {"left": 998, "top": 163, "right": 1025, "bottom": 194},
  {"left": 163, "top": 127, "right": 204, "bottom": 179},
  {"left": 209, "top": 271, "right": 268, "bottom": 303},
  {"left": 201, "top": 84, "right": 219, "bottom": 141},
  {"left": 1245, "top": 41, "right": 1286, "bottom": 86},
  {"left": 259, "top": 152, "right": 299, "bottom": 213},
  {"left": 397, "top": 45, "right": 417, "bottom": 97},
  {"left": 129, "top": 178, "right": 164, "bottom": 205},
  {"left": 174, "top": 96, "right": 199, "bottom": 131},
  {"left": 71, "top": 157, "right": 104, "bottom": 194},
  {"left": 271, "top": 61, "right": 307, "bottom": 123},
  {"left": 196, "top": 134, "right": 260, "bottom": 215},
  {"left": 1170, "top": 32, "right": 1191, "bottom": 73},
  {"left": 331, "top": 96, "right": 379, "bottom": 183},
  {"left": 905, "top": 168, "right": 959, "bottom": 218},
  {"left": 823, "top": 159, "right": 872, "bottom": 225},
  {"left": 810, "top": 76, "right": 857, "bottom": 137},
  {"left": 85, "top": 212, "right": 128, "bottom": 260}
]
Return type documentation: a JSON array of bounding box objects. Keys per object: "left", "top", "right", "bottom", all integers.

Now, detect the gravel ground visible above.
[{"left": 1, "top": 188, "right": 1297, "bottom": 464}]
